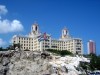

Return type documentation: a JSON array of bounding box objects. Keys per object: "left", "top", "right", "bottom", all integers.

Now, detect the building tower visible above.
[
  {"left": 31, "top": 22, "right": 39, "bottom": 34},
  {"left": 61, "top": 27, "right": 70, "bottom": 39},
  {"left": 29, "top": 22, "right": 40, "bottom": 37},
  {"left": 87, "top": 40, "right": 96, "bottom": 54}
]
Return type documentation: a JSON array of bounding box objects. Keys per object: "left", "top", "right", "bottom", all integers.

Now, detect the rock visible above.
[
  {"left": 0, "top": 64, "right": 9, "bottom": 75},
  {"left": 0, "top": 64, "right": 4, "bottom": 75},
  {"left": 0, "top": 50, "right": 90, "bottom": 75},
  {"left": 10, "top": 51, "right": 21, "bottom": 62},
  {"left": 0, "top": 69, "right": 4, "bottom": 75},
  {"left": 1, "top": 57, "right": 10, "bottom": 66}
]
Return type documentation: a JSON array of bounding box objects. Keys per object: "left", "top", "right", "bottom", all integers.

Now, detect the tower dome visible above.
[
  {"left": 30, "top": 22, "right": 39, "bottom": 36},
  {"left": 61, "top": 27, "right": 70, "bottom": 39},
  {"left": 63, "top": 27, "right": 68, "bottom": 35}
]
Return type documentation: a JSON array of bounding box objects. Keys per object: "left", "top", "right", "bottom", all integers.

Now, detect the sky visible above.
[{"left": 0, "top": 0, "right": 100, "bottom": 55}]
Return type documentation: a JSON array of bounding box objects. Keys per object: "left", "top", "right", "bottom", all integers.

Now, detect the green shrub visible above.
[{"left": 46, "top": 49, "right": 73, "bottom": 56}]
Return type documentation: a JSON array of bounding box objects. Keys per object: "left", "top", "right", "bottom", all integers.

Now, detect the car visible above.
[
  {"left": 89, "top": 71, "right": 100, "bottom": 75},
  {"left": 89, "top": 72, "right": 95, "bottom": 75}
]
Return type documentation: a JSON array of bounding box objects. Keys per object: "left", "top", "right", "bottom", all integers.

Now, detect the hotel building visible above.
[{"left": 12, "top": 22, "right": 83, "bottom": 54}]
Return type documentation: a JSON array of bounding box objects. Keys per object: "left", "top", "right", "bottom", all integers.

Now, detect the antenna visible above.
[{"left": 34, "top": 21, "right": 38, "bottom": 25}]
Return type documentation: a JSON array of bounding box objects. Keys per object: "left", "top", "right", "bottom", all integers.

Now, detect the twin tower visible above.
[{"left": 29, "top": 22, "right": 71, "bottom": 39}]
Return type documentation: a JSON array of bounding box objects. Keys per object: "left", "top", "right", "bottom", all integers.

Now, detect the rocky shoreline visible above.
[{"left": 0, "top": 50, "right": 89, "bottom": 75}]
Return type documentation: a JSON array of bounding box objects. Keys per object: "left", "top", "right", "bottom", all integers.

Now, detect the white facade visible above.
[{"left": 12, "top": 23, "right": 83, "bottom": 54}]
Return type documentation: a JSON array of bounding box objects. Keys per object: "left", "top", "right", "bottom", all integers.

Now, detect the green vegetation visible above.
[
  {"left": 79, "top": 61, "right": 90, "bottom": 74},
  {"left": 0, "top": 47, "right": 3, "bottom": 51},
  {"left": 0, "top": 47, "right": 8, "bottom": 51},
  {"left": 46, "top": 49, "right": 73, "bottom": 56},
  {"left": 89, "top": 53, "right": 100, "bottom": 70},
  {"left": 13, "top": 43, "right": 21, "bottom": 49},
  {"left": 80, "top": 53, "right": 100, "bottom": 71},
  {"left": 0, "top": 43, "right": 22, "bottom": 51}
]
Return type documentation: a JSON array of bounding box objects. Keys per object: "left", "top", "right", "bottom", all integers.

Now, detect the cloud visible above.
[
  {"left": 0, "top": 38, "right": 6, "bottom": 46},
  {"left": 0, "top": 19, "right": 24, "bottom": 33},
  {"left": 0, "top": 5, "right": 24, "bottom": 33},
  {"left": 0, "top": 5, "right": 8, "bottom": 15}
]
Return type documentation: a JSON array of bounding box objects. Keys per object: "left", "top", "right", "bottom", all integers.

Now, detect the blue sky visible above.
[{"left": 0, "top": 0, "right": 100, "bottom": 55}]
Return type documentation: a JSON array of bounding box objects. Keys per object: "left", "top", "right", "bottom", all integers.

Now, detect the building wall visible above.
[
  {"left": 87, "top": 40, "right": 96, "bottom": 54},
  {"left": 12, "top": 36, "right": 34, "bottom": 51},
  {"left": 50, "top": 39, "right": 83, "bottom": 54}
]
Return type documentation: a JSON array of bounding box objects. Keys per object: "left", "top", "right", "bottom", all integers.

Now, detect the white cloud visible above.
[
  {"left": 0, "top": 5, "right": 24, "bottom": 33},
  {"left": 0, "top": 38, "right": 6, "bottom": 46},
  {"left": 0, "top": 5, "right": 8, "bottom": 15},
  {"left": 0, "top": 19, "right": 24, "bottom": 33}
]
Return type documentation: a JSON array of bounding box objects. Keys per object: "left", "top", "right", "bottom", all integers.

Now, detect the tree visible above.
[
  {"left": 13, "top": 43, "right": 21, "bottom": 50},
  {"left": 0, "top": 47, "right": 8, "bottom": 51},
  {"left": 46, "top": 49, "right": 73, "bottom": 56},
  {"left": 89, "top": 53, "right": 100, "bottom": 70},
  {"left": 0, "top": 47, "right": 3, "bottom": 51}
]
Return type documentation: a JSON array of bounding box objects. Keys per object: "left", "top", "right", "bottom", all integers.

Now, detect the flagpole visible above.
[
  {"left": 44, "top": 40, "right": 45, "bottom": 52},
  {"left": 40, "top": 41, "right": 43, "bottom": 52},
  {"left": 39, "top": 32, "right": 47, "bottom": 53}
]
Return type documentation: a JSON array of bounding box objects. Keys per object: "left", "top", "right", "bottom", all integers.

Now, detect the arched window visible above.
[{"left": 35, "top": 26, "right": 37, "bottom": 31}]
